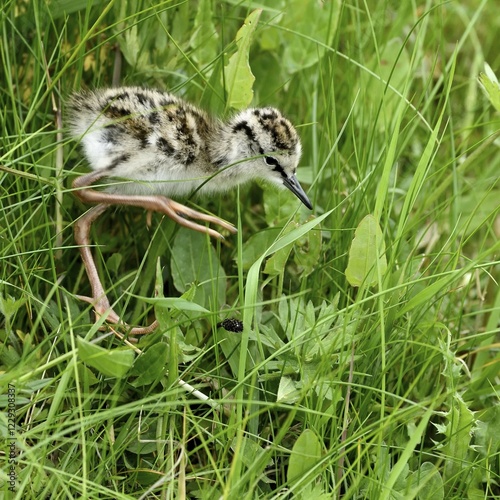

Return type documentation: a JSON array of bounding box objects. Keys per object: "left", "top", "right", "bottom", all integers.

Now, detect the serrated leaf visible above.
[
  {"left": 287, "top": 429, "right": 323, "bottom": 485},
  {"left": 0, "top": 294, "right": 26, "bottom": 321},
  {"left": 442, "top": 394, "right": 476, "bottom": 482},
  {"left": 224, "top": 9, "right": 262, "bottom": 110},
  {"left": 476, "top": 404, "right": 500, "bottom": 457},
  {"left": 77, "top": 338, "right": 134, "bottom": 378},
  {"left": 345, "top": 214, "right": 387, "bottom": 287},
  {"left": 119, "top": 24, "right": 150, "bottom": 70}
]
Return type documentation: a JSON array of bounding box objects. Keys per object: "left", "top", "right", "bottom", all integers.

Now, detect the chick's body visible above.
[
  {"left": 68, "top": 86, "right": 311, "bottom": 334},
  {"left": 68, "top": 87, "right": 309, "bottom": 207}
]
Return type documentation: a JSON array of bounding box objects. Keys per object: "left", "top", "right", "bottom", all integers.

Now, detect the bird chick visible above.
[
  {"left": 69, "top": 87, "right": 311, "bottom": 206},
  {"left": 69, "top": 86, "right": 312, "bottom": 333}
]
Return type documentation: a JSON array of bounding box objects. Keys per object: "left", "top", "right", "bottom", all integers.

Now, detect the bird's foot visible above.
[
  {"left": 166, "top": 200, "right": 237, "bottom": 239},
  {"left": 76, "top": 294, "right": 158, "bottom": 335}
]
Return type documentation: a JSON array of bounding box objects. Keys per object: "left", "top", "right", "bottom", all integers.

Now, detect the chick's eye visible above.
[{"left": 265, "top": 156, "right": 279, "bottom": 167}]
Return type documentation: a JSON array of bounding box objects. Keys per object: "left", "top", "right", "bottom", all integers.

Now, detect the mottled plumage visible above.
[
  {"left": 69, "top": 86, "right": 312, "bottom": 334},
  {"left": 68, "top": 87, "right": 311, "bottom": 206}
]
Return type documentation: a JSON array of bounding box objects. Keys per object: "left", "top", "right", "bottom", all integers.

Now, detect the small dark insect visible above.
[{"left": 217, "top": 318, "right": 244, "bottom": 333}]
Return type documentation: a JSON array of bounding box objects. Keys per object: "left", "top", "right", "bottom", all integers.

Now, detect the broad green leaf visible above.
[
  {"left": 106, "top": 252, "right": 123, "bottom": 275},
  {"left": 142, "top": 296, "right": 210, "bottom": 313},
  {"left": 216, "top": 328, "right": 245, "bottom": 377},
  {"left": 224, "top": 9, "right": 262, "bottom": 110},
  {"left": 276, "top": 375, "right": 299, "bottom": 403},
  {"left": 0, "top": 346, "right": 21, "bottom": 368},
  {"left": 241, "top": 228, "right": 281, "bottom": 270},
  {"left": 230, "top": 436, "right": 270, "bottom": 468},
  {"left": 478, "top": 63, "right": 500, "bottom": 112},
  {"left": 280, "top": 0, "right": 340, "bottom": 74},
  {"left": 263, "top": 181, "right": 310, "bottom": 224},
  {"left": 345, "top": 214, "right": 387, "bottom": 287},
  {"left": 170, "top": 227, "right": 226, "bottom": 309},
  {"left": 77, "top": 364, "right": 100, "bottom": 387},
  {"left": 130, "top": 342, "right": 169, "bottom": 386},
  {"left": 287, "top": 429, "right": 323, "bottom": 485},
  {"left": 263, "top": 222, "right": 296, "bottom": 276},
  {"left": 294, "top": 217, "right": 322, "bottom": 276},
  {"left": 77, "top": 337, "right": 134, "bottom": 378},
  {"left": 47, "top": 0, "right": 104, "bottom": 17},
  {"left": 412, "top": 462, "right": 444, "bottom": 500},
  {"left": 263, "top": 243, "right": 294, "bottom": 276}
]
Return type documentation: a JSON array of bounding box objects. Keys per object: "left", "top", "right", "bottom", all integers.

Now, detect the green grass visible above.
[{"left": 1, "top": 0, "right": 500, "bottom": 498}]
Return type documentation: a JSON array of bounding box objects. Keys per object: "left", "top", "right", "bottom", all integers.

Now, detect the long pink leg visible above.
[
  {"left": 73, "top": 171, "right": 236, "bottom": 238},
  {"left": 72, "top": 170, "right": 236, "bottom": 334},
  {"left": 74, "top": 203, "right": 159, "bottom": 334}
]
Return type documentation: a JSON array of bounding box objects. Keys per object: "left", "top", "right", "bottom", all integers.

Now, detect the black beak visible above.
[{"left": 283, "top": 174, "right": 312, "bottom": 210}]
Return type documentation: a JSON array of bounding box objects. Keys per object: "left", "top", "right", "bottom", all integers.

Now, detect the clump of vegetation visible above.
[{"left": 1, "top": 1, "right": 499, "bottom": 498}]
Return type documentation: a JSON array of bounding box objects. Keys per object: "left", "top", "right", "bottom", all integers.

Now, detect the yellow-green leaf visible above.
[
  {"left": 287, "top": 429, "right": 323, "bottom": 485},
  {"left": 277, "top": 375, "right": 299, "bottom": 403},
  {"left": 224, "top": 9, "right": 262, "bottom": 110},
  {"left": 345, "top": 214, "right": 387, "bottom": 287},
  {"left": 478, "top": 63, "right": 500, "bottom": 113}
]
